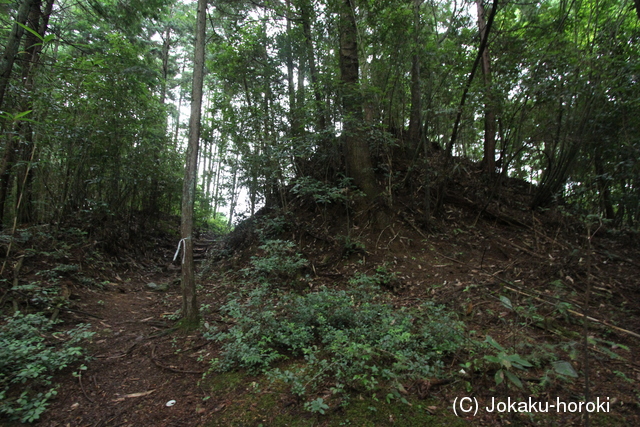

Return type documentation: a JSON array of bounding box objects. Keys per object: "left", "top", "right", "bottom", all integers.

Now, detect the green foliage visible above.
[
  {"left": 483, "top": 335, "right": 533, "bottom": 389},
  {"left": 339, "top": 235, "right": 366, "bottom": 257},
  {"left": 0, "top": 312, "right": 94, "bottom": 423},
  {"left": 198, "top": 211, "right": 230, "bottom": 234},
  {"left": 205, "top": 281, "right": 464, "bottom": 411},
  {"left": 304, "top": 397, "right": 329, "bottom": 415},
  {"left": 291, "top": 177, "right": 349, "bottom": 205},
  {"left": 243, "top": 240, "right": 308, "bottom": 284}
]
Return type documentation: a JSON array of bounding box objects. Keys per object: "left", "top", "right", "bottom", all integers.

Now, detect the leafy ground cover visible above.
[{"left": 1, "top": 173, "right": 640, "bottom": 426}]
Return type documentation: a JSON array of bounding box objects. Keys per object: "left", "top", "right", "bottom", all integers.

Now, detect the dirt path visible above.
[{"left": 39, "top": 278, "right": 215, "bottom": 427}]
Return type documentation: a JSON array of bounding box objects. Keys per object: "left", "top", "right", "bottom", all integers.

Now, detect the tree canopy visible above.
[{"left": 0, "top": 0, "right": 637, "bottom": 233}]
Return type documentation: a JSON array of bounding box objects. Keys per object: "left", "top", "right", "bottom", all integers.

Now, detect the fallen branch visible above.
[
  {"left": 501, "top": 284, "right": 640, "bottom": 340},
  {"left": 150, "top": 345, "right": 204, "bottom": 375},
  {"left": 112, "top": 390, "right": 155, "bottom": 402}
]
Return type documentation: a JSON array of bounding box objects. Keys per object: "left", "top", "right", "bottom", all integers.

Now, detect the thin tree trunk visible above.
[
  {"left": 285, "top": 0, "right": 298, "bottom": 136},
  {"left": 180, "top": 0, "right": 207, "bottom": 328},
  {"left": 445, "top": 0, "right": 499, "bottom": 158},
  {"left": 173, "top": 62, "right": 185, "bottom": 146},
  {"left": 160, "top": 26, "right": 171, "bottom": 105},
  {"left": 408, "top": 0, "right": 423, "bottom": 146},
  {"left": 301, "top": 0, "right": 326, "bottom": 131},
  {"left": 227, "top": 152, "right": 239, "bottom": 228},
  {"left": 594, "top": 151, "right": 614, "bottom": 220},
  {"left": 212, "top": 150, "right": 222, "bottom": 217},
  {"left": 205, "top": 142, "right": 217, "bottom": 206},
  {"left": 477, "top": 0, "right": 497, "bottom": 173}
]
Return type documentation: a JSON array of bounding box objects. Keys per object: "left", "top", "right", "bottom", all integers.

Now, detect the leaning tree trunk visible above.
[
  {"left": 180, "top": 0, "right": 207, "bottom": 328},
  {"left": 445, "top": 0, "right": 499, "bottom": 158}
]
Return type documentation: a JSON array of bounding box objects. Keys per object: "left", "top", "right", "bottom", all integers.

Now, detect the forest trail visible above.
[{"left": 38, "top": 273, "right": 216, "bottom": 427}]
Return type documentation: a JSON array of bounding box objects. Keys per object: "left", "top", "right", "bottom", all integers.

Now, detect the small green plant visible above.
[
  {"left": 349, "top": 268, "right": 398, "bottom": 292},
  {"left": 304, "top": 397, "right": 330, "bottom": 414},
  {"left": 163, "top": 309, "right": 182, "bottom": 321},
  {"left": 0, "top": 312, "right": 94, "bottom": 422},
  {"left": 13, "top": 281, "right": 64, "bottom": 310},
  {"left": 339, "top": 235, "right": 366, "bottom": 257},
  {"left": 78, "top": 275, "right": 99, "bottom": 288},
  {"left": 483, "top": 335, "right": 533, "bottom": 389}
]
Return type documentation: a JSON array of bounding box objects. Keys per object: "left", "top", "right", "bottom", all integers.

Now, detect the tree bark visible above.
[
  {"left": 339, "top": 0, "right": 377, "bottom": 202},
  {"left": 0, "top": 0, "right": 37, "bottom": 227},
  {"left": 180, "top": 0, "right": 207, "bottom": 328},
  {"left": 408, "top": 0, "right": 423, "bottom": 146},
  {"left": 160, "top": 26, "right": 171, "bottom": 105},
  {"left": 300, "top": 0, "right": 326, "bottom": 132},
  {"left": 477, "top": 0, "right": 497, "bottom": 174},
  {"left": 445, "top": 0, "right": 498, "bottom": 158},
  {"left": 285, "top": 0, "right": 299, "bottom": 137},
  {"left": 0, "top": 0, "right": 37, "bottom": 110},
  {"left": 594, "top": 151, "right": 614, "bottom": 220}
]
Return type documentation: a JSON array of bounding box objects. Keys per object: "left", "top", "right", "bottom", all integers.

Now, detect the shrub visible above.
[
  {"left": 205, "top": 280, "right": 464, "bottom": 409},
  {"left": 0, "top": 312, "right": 94, "bottom": 423},
  {"left": 243, "top": 240, "right": 307, "bottom": 284}
]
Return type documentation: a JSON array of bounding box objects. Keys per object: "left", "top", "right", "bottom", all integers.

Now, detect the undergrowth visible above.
[
  {"left": 0, "top": 312, "right": 94, "bottom": 422},
  {"left": 204, "top": 269, "right": 464, "bottom": 410}
]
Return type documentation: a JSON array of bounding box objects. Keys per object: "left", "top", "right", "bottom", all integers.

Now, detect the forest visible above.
[{"left": 0, "top": 0, "right": 639, "bottom": 425}]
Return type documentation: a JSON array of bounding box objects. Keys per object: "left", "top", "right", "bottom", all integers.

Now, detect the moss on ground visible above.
[{"left": 203, "top": 371, "right": 470, "bottom": 426}]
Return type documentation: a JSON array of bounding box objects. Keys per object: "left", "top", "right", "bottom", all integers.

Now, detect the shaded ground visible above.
[
  {"left": 2, "top": 167, "right": 640, "bottom": 426},
  {"left": 38, "top": 279, "right": 213, "bottom": 427}
]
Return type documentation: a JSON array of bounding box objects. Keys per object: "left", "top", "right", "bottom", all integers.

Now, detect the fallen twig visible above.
[
  {"left": 501, "top": 284, "right": 640, "bottom": 340},
  {"left": 150, "top": 345, "right": 204, "bottom": 375},
  {"left": 78, "top": 372, "right": 94, "bottom": 403}
]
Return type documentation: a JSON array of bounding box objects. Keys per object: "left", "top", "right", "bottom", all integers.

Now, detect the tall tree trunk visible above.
[
  {"left": 212, "top": 149, "right": 222, "bottom": 217},
  {"left": 0, "top": 134, "right": 16, "bottom": 228},
  {"left": 174, "top": 62, "right": 186, "bottom": 146},
  {"left": 407, "top": 0, "right": 423, "bottom": 146},
  {"left": 146, "top": 24, "right": 172, "bottom": 217},
  {"left": 205, "top": 142, "right": 217, "bottom": 206},
  {"left": 0, "top": 0, "right": 37, "bottom": 227},
  {"left": 300, "top": 0, "right": 326, "bottom": 132},
  {"left": 285, "top": 0, "right": 298, "bottom": 136},
  {"left": 445, "top": 0, "right": 499, "bottom": 158},
  {"left": 180, "top": 0, "right": 207, "bottom": 328},
  {"left": 477, "top": 0, "right": 496, "bottom": 174},
  {"left": 160, "top": 26, "right": 171, "bottom": 105},
  {"left": 339, "top": 0, "right": 377, "bottom": 202},
  {"left": 0, "top": 0, "right": 36, "bottom": 110},
  {"left": 227, "top": 152, "right": 239, "bottom": 228}
]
